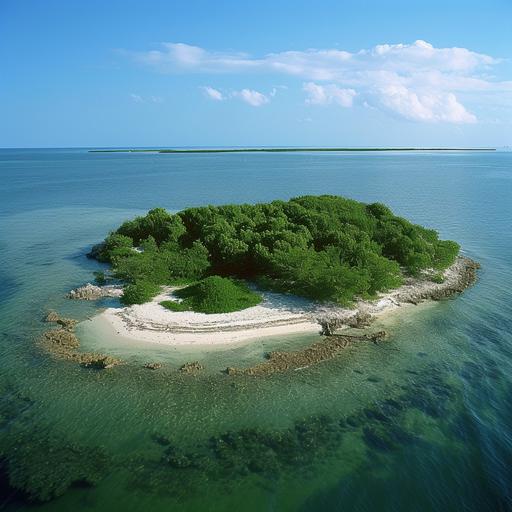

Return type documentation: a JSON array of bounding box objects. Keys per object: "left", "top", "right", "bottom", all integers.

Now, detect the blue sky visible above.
[{"left": 1, "top": 0, "right": 511, "bottom": 148}]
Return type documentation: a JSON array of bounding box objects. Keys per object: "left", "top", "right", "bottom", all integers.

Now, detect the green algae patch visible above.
[{"left": 0, "top": 430, "right": 108, "bottom": 503}]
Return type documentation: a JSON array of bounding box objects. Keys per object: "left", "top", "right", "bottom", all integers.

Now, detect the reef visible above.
[
  {"left": 39, "top": 313, "right": 122, "bottom": 369},
  {"left": 226, "top": 331, "right": 387, "bottom": 376},
  {"left": 143, "top": 362, "right": 163, "bottom": 370},
  {"left": 45, "top": 310, "right": 78, "bottom": 331},
  {"left": 179, "top": 361, "right": 204, "bottom": 374},
  {"left": 0, "top": 431, "right": 108, "bottom": 502},
  {"left": 128, "top": 361, "right": 465, "bottom": 502}
]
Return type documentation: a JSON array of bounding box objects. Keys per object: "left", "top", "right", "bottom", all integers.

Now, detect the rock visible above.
[
  {"left": 79, "top": 354, "right": 121, "bottom": 369},
  {"left": 143, "top": 362, "right": 162, "bottom": 370},
  {"left": 318, "top": 309, "right": 373, "bottom": 335},
  {"left": 44, "top": 311, "right": 77, "bottom": 331},
  {"left": 67, "top": 283, "right": 123, "bottom": 301},
  {"left": 346, "top": 310, "right": 372, "bottom": 328},
  {"left": 45, "top": 310, "right": 60, "bottom": 323},
  {"left": 226, "top": 330, "right": 387, "bottom": 376},
  {"left": 57, "top": 318, "right": 78, "bottom": 330},
  {"left": 40, "top": 306, "right": 124, "bottom": 369},
  {"left": 395, "top": 256, "right": 480, "bottom": 304},
  {"left": 179, "top": 361, "right": 204, "bottom": 374},
  {"left": 41, "top": 329, "right": 80, "bottom": 351}
]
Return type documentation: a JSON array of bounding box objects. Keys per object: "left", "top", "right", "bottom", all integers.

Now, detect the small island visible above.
[{"left": 82, "top": 195, "right": 478, "bottom": 346}]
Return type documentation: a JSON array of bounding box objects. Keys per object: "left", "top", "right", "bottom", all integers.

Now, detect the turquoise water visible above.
[{"left": 0, "top": 149, "right": 511, "bottom": 511}]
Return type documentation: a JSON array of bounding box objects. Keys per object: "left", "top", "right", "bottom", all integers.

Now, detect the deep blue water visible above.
[{"left": 0, "top": 149, "right": 511, "bottom": 511}]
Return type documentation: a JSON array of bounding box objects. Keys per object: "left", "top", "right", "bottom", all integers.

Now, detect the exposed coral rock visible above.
[
  {"left": 79, "top": 354, "right": 121, "bottom": 369},
  {"left": 44, "top": 311, "right": 78, "bottom": 331},
  {"left": 40, "top": 312, "right": 123, "bottom": 369},
  {"left": 394, "top": 256, "right": 480, "bottom": 303},
  {"left": 226, "top": 331, "right": 387, "bottom": 376},
  {"left": 44, "top": 310, "right": 60, "bottom": 323},
  {"left": 40, "top": 328, "right": 80, "bottom": 352},
  {"left": 315, "top": 256, "right": 479, "bottom": 335},
  {"left": 143, "top": 362, "right": 163, "bottom": 370},
  {"left": 67, "top": 283, "right": 123, "bottom": 301},
  {"left": 179, "top": 361, "right": 204, "bottom": 374}
]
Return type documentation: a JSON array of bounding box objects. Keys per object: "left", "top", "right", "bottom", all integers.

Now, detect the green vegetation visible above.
[
  {"left": 160, "top": 300, "right": 189, "bottom": 312},
  {"left": 121, "top": 281, "right": 161, "bottom": 305},
  {"left": 160, "top": 276, "right": 262, "bottom": 314},
  {"left": 93, "top": 196, "right": 460, "bottom": 307},
  {"left": 430, "top": 272, "right": 445, "bottom": 284},
  {"left": 93, "top": 270, "right": 106, "bottom": 285}
]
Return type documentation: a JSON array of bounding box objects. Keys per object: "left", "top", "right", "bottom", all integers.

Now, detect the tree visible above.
[{"left": 94, "top": 195, "right": 460, "bottom": 306}]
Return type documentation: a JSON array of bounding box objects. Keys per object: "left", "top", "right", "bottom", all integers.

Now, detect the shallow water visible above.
[{"left": 0, "top": 149, "right": 511, "bottom": 511}]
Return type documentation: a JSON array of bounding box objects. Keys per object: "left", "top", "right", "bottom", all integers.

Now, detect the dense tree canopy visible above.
[{"left": 94, "top": 196, "right": 459, "bottom": 306}]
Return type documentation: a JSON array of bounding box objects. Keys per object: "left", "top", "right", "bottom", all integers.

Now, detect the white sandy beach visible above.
[
  {"left": 84, "top": 256, "right": 476, "bottom": 347},
  {"left": 96, "top": 289, "right": 322, "bottom": 346}
]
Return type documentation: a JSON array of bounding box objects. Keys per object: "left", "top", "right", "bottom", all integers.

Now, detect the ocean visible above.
[{"left": 0, "top": 148, "right": 511, "bottom": 511}]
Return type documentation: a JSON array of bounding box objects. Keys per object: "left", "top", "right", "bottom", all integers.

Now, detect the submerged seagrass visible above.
[{"left": 90, "top": 195, "right": 460, "bottom": 309}]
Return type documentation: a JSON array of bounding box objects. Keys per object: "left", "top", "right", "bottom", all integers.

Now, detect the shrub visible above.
[
  {"left": 173, "top": 276, "right": 262, "bottom": 314},
  {"left": 160, "top": 300, "right": 189, "bottom": 312},
  {"left": 93, "top": 271, "right": 106, "bottom": 285},
  {"left": 95, "top": 233, "right": 133, "bottom": 263},
  {"left": 121, "top": 281, "right": 160, "bottom": 305},
  {"left": 430, "top": 272, "right": 445, "bottom": 284}
]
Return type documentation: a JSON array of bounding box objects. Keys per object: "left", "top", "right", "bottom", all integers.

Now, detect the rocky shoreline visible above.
[
  {"left": 91, "top": 255, "right": 479, "bottom": 346},
  {"left": 67, "top": 283, "right": 123, "bottom": 301},
  {"left": 40, "top": 311, "right": 122, "bottom": 369},
  {"left": 315, "top": 255, "right": 479, "bottom": 335},
  {"left": 46, "top": 255, "right": 478, "bottom": 374},
  {"left": 222, "top": 255, "right": 479, "bottom": 375}
]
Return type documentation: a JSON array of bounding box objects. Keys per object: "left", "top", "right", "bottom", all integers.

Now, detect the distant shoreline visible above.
[{"left": 89, "top": 147, "right": 496, "bottom": 154}]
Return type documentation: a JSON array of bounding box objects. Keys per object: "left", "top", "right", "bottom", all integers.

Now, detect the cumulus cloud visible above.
[
  {"left": 201, "top": 86, "right": 224, "bottom": 101},
  {"left": 376, "top": 85, "right": 476, "bottom": 123},
  {"left": 232, "top": 88, "right": 269, "bottom": 106},
  {"left": 128, "top": 40, "right": 512, "bottom": 123},
  {"left": 303, "top": 83, "right": 356, "bottom": 107}
]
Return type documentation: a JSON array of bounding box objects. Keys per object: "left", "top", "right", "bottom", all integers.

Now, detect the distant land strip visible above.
[{"left": 89, "top": 147, "right": 496, "bottom": 154}]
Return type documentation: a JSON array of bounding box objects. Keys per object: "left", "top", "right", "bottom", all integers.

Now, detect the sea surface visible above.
[{"left": 0, "top": 149, "right": 511, "bottom": 511}]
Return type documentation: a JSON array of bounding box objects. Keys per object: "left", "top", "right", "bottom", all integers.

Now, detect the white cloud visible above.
[
  {"left": 232, "top": 89, "right": 269, "bottom": 106},
  {"left": 130, "top": 93, "right": 143, "bottom": 103},
  {"left": 376, "top": 85, "right": 476, "bottom": 123},
  {"left": 201, "top": 86, "right": 224, "bottom": 101},
  {"left": 303, "top": 83, "right": 356, "bottom": 107},
  {"left": 129, "top": 39, "right": 512, "bottom": 123}
]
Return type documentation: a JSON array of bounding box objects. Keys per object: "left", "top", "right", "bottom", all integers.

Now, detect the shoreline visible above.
[
  {"left": 84, "top": 256, "right": 479, "bottom": 348},
  {"left": 89, "top": 147, "right": 496, "bottom": 154}
]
